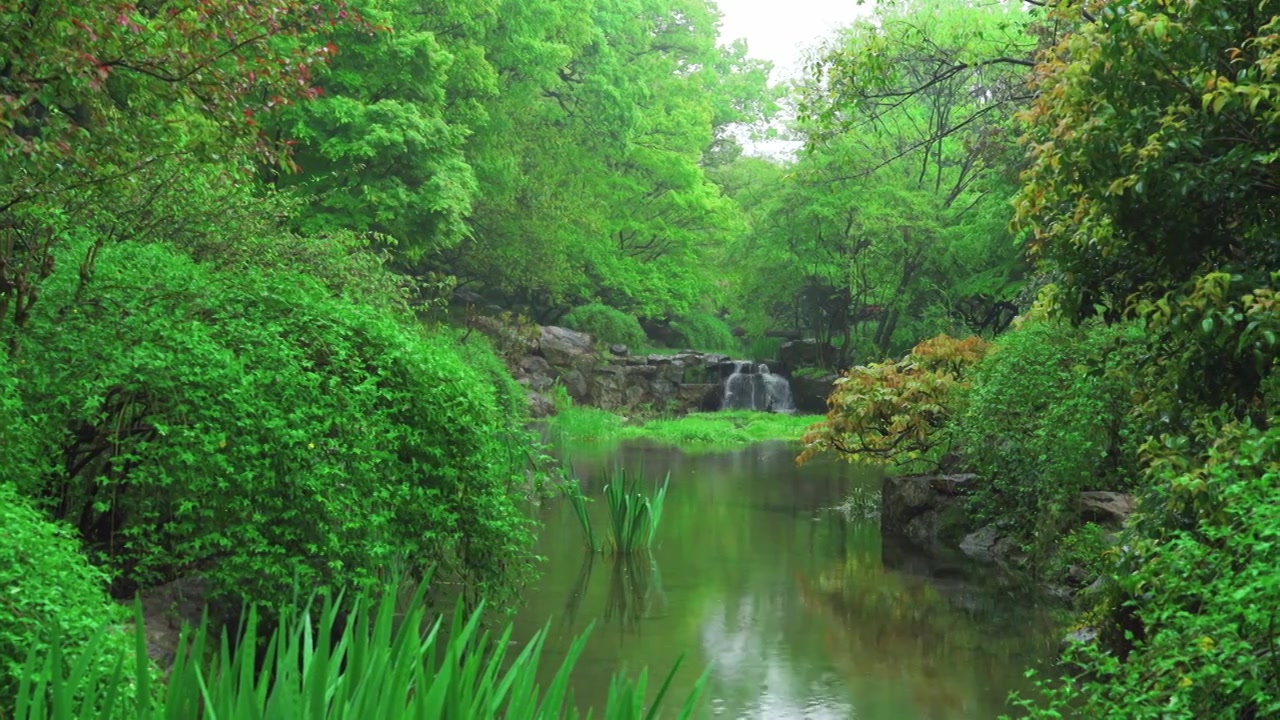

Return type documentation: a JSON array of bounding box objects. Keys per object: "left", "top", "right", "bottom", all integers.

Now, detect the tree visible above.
[
  {"left": 1015, "top": 0, "right": 1280, "bottom": 420},
  {"left": 1, "top": 0, "right": 352, "bottom": 339}
]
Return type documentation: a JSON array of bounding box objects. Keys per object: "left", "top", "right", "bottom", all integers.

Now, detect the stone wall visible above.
[{"left": 512, "top": 325, "right": 733, "bottom": 416}]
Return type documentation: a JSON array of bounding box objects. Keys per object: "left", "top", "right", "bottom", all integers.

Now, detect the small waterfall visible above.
[{"left": 721, "top": 362, "right": 795, "bottom": 413}]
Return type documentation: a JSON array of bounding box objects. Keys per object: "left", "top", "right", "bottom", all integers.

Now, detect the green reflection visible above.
[{"left": 512, "top": 441, "right": 1058, "bottom": 719}]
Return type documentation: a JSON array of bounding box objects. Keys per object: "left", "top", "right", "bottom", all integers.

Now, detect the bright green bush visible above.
[
  {"left": 0, "top": 484, "right": 137, "bottom": 711},
  {"left": 6, "top": 239, "right": 534, "bottom": 613},
  {"left": 950, "top": 320, "right": 1139, "bottom": 554},
  {"left": 669, "top": 312, "right": 740, "bottom": 354},
  {"left": 1009, "top": 422, "right": 1280, "bottom": 719},
  {"left": 562, "top": 303, "right": 648, "bottom": 348}
]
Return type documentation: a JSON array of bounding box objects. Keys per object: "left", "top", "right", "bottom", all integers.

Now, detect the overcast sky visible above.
[
  {"left": 714, "top": 0, "right": 873, "bottom": 82},
  {"left": 713, "top": 0, "right": 873, "bottom": 155}
]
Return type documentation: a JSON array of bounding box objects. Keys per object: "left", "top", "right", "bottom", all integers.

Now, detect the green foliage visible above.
[
  {"left": 602, "top": 469, "right": 669, "bottom": 555},
  {"left": 1008, "top": 423, "right": 1280, "bottom": 719},
  {"left": 562, "top": 303, "right": 648, "bottom": 348},
  {"left": 714, "top": 0, "right": 1033, "bottom": 363},
  {"left": 668, "top": 312, "right": 740, "bottom": 355},
  {"left": 274, "top": 0, "right": 483, "bottom": 258},
  {"left": 1047, "top": 522, "right": 1113, "bottom": 585},
  {"left": 549, "top": 404, "right": 627, "bottom": 443},
  {"left": 799, "top": 335, "right": 992, "bottom": 470},
  {"left": 951, "top": 321, "right": 1139, "bottom": 553},
  {"left": 0, "top": 484, "right": 138, "bottom": 712},
  {"left": 550, "top": 405, "right": 823, "bottom": 451},
  {"left": 1016, "top": 0, "right": 1280, "bottom": 324},
  {"left": 12, "top": 575, "right": 708, "bottom": 719},
  {"left": 6, "top": 239, "right": 534, "bottom": 613},
  {"left": 623, "top": 412, "right": 821, "bottom": 448}
]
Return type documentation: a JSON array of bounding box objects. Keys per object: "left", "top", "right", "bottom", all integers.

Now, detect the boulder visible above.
[
  {"left": 779, "top": 338, "right": 834, "bottom": 369},
  {"left": 560, "top": 368, "right": 589, "bottom": 402},
  {"left": 527, "top": 392, "right": 556, "bottom": 418},
  {"left": 790, "top": 372, "right": 838, "bottom": 414},
  {"left": 959, "top": 525, "right": 1002, "bottom": 562},
  {"left": 538, "top": 326, "right": 596, "bottom": 366},
  {"left": 609, "top": 343, "right": 629, "bottom": 356},
  {"left": 517, "top": 355, "right": 556, "bottom": 392},
  {"left": 881, "top": 474, "right": 978, "bottom": 548},
  {"left": 1077, "top": 491, "right": 1136, "bottom": 528}
]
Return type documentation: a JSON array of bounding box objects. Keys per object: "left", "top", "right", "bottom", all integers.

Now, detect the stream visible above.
[{"left": 509, "top": 440, "right": 1062, "bottom": 719}]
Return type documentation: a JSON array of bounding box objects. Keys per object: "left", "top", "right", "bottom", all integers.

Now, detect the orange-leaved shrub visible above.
[{"left": 798, "top": 334, "right": 991, "bottom": 470}]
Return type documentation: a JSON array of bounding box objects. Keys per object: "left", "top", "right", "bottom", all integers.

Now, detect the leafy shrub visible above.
[
  {"left": 669, "top": 312, "right": 740, "bottom": 354},
  {"left": 562, "top": 303, "right": 647, "bottom": 348},
  {"left": 1047, "top": 522, "right": 1113, "bottom": 584},
  {"left": 0, "top": 484, "right": 138, "bottom": 712},
  {"left": 1010, "top": 422, "right": 1280, "bottom": 719},
  {"left": 798, "top": 335, "right": 992, "bottom": 470},
  {"left": 950, "top": 320, "right": 1138, "bottom": 553},
  {"left": 6, "top": 239, "right": 534, "bottom": 613}
]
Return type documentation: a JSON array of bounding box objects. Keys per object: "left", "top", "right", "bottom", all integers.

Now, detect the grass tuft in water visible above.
[
  {"left": 10, "top": 572, "right": 705, "bottom": 719},
  {"left": 564, "top": 467, "right": 669, "bottom": 555}
]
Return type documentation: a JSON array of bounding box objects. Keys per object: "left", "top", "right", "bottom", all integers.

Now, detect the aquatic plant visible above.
[
  {"left": 564, "top": 482, "right": 601, "bottom": 553},
  {"left": 563, "top": 468, "right": 670, "bottom": 555},
  {"left": 11, "top": 574, "right": 706, "bottom": 719},
  {"left": 603, "top": 468, "right": 670, "bottom": 555}
]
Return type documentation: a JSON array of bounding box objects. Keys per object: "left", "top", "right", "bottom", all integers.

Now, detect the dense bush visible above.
[
  {"left": 562, "top": 303, "right": 648, "bottom": 348},
  {"left": 0, "top": 483, "right": 138, "bottom": 710},
  {"left": 1010, "top": 422, "right": 1280, "bottom": 719},
  {"left": 798, "top": 335, "right": 991, "bottom": 470},
  {"left": 669, "top": 312, "right": 740, "bottom": 354},
  {"left": 950, "top": 320, "right": 1140, "bottom": 553},
  {"left": 5, "top": 239, "right": 535, "bottom": 612}
]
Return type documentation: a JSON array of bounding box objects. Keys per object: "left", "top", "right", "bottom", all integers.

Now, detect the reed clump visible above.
[
  {"left": 9, "top": 573, "right": 703, "bottom": 719},
  {"left": 563, "top": 467, "right": 670, "bottom": 555}
]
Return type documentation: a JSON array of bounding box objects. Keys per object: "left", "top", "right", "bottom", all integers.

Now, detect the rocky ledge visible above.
[
  {"left": 512, "top": 325, "right": 739, "bottom": 417},
  {"left": 881, "top": 474, "right": 1135, "bottom": 571}
]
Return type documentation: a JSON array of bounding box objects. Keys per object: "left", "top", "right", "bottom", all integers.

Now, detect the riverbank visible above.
[{"left": 547, "top": 406, "right": 825, "bottom": 450}]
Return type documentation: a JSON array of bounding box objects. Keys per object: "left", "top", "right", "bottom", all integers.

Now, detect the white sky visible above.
[
  {"left": 713, "top": 0, "right": 874, "bottom": 155},
  {"left": 714, "top": 0, "right": 874, "bottom": 82}
]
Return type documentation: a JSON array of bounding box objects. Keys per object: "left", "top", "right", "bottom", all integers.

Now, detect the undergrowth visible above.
[
  {"left": 10, "top": 573, "right": 706, "bottom": 719},
  {"left": 548, "top": 408, "right": 823, "bottom": 451}
]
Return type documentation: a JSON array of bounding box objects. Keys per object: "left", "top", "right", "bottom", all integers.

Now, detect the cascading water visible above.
[{"left": 721, "top": 362, "right": 795, "bottom": 413}]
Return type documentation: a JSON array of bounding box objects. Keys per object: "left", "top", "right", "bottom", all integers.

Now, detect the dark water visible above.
[{"left": 510, "top": 441, "right": 1061, "bottom": 719}]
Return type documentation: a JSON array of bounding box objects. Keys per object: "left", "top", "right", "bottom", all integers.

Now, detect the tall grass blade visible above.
[{"left": 10, "top": 571, "right": 707, "bottom": 720}]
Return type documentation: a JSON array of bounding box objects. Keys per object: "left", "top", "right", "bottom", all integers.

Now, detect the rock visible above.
[
  {"left": 778, "top": 338, "right": 834, "bottom": 369},
  {"left": 538, "top": 326, "right": 596, "bottom": 366},
  {"left": 1077, "top": 491, "right": 1136, "bottom": 528},
  {"left": 527, "top": 391, "right": 556, "bottom": 418},
  {"left": 960, "top": 525, "right": 1002, "bottom": 561},
  {"left": 126, "top": 576, "right": 219, "bottom": 669},
  {"left": 609, "top": 343, "right": 628, "bottom": 356},
  {"left": 790, "top": 372, "right": 838, "bottom": 414},
  {"left": 1044, "top": 584, "right": 1076, "bottom": 602},
  {"left": 676, "top": 383, "right": 720, "bottom": 412},
  {"left": 451, "top": 289, "right": 486, "bottom": 306},
  {"left": 929, "top": 473, "right": 976, "bottom": 495},
  {"left": 1067, "top": 564, "right": 1091, "bottom": 586},
  {"left": 560, "top": 369, "right": 589, "bottom": 402},
  {"left": 882, "top": 474, "right": 978, "bottom": 548},
  {"left": 518, "top": 355, "right": 556, "bottom": 392},
  {"left": 1063, "top": 626, "right": 1099, "bottom": 647},
  {"left": 1079, "top": 575, "right": 1108, "bottom": 599}
]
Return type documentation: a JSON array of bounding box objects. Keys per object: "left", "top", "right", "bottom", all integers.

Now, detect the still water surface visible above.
[{"left": 510, "top": 441, "right": 1061, "bottom": 719}]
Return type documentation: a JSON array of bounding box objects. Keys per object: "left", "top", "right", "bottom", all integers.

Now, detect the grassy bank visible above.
[{"left": 548, "top": 407, "right": 823, "bottom": 450}]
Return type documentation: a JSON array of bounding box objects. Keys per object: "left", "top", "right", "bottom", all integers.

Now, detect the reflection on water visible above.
[{"left": 511, "top": 440, "right": 1059, "bottom": 719}]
